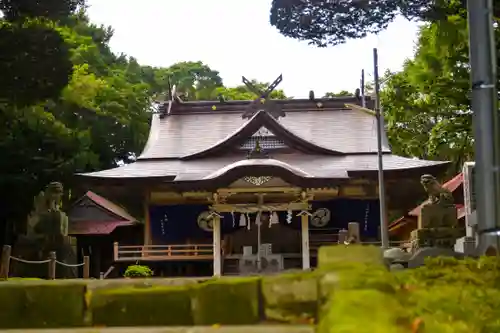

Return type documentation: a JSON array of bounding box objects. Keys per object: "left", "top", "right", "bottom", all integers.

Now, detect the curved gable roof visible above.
[
  {"left": 203, "top": 158, "right": 313, "bottom": 180},
  {"left": 138, "top": 101, "right": 392, "bottom": 160},
  {"left": 183, "top": 110, "right": 343, "bottom": 159}
]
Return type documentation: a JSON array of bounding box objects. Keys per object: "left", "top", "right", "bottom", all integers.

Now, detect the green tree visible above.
[
  {"left": 215, "top": 79, "right": 288, "bottom": 100},
  {"left": 0, "top": 20, "right": 73, "bottom": 107},
  {"left": 381, "top": 17, "right": 477, "bottom": 174},
  {"left": 269, "top": 0, "right": 469, "bottom": 47},
  {"left": 0, "top": 14, "right": 152, "bottom": 233},
  {"left": 323, "top": 90, "right": 353, "bottom": 98},
  {"left": 0, "top": 0, "right": 85, "bottom": 22},
  {"left": 0, "top": 0, "right": 85, "bottom": 107},
  {"left": 153, "top": 61, "right": 223, "bottom": 100}
]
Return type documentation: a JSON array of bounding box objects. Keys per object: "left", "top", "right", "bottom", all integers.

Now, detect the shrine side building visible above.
[{"left": 78, "top": 89, "right": 449, "bottom": 276}]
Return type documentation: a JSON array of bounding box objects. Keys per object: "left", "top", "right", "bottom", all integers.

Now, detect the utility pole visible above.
[
  {"left": 373, "top": 48, "right": 389, "bottom": 249},
  {"left": 467, "top": 0, "right": 500, "bottom": 253},
  {"left": 361, "top": 69, "right": 366, "bottom": 108}
]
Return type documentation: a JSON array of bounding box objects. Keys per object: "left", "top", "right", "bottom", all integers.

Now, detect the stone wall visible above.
[{"left": 0, "top": 246, "right": 499, "bottom": 331}]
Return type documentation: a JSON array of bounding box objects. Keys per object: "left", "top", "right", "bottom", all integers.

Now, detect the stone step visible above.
[{"left": 0, "top": 326, "right": 314, "bottom": 333}]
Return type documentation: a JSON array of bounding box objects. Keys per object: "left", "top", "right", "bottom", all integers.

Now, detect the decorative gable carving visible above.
[
  {"left": 240, "top": 127, "right": 287, "bottom": 150},
  {"left": 242, "top": 176, "right": 273, "bottom": 186}
]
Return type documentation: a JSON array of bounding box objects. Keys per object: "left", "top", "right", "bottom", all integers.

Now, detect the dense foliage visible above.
[
  {"left": 0, "top": 2, "right": 291, "bottom": 240},
  {"left": 380, "top": 13, "right": 500, "bottom": 174},
  {"left": 0, "top": 20, "right": 73, "bottom": 107},
  {"left": 1, "top": 0, "right": 485, "bottom": 239},
  {"left": 0, "top": 0, "right": 85, "bottom": 22},
  {"left": 269, "top": 0, "right": 470, "bottom": 47},
  {"left": 268, "top": 0, "right": 499, "bottom": 176}
]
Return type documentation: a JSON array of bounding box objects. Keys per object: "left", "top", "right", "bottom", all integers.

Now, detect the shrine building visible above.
[{"left": 77, "top": 75, "right": 449, "bottom": 276}]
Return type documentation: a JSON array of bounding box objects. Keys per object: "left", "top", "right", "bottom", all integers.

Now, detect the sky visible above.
[{"left": 86, "top": 0, "right": 420, "bottom": 98}]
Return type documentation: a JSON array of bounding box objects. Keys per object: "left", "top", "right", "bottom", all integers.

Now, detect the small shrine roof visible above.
[
  {"left": 83, "top": 191, "right": 137, "bottom": 222},
  {"left": 69, "top": 220, "right": 136, "bottom": 235},
  {"left": 69, "top": 191, "right": 138, "bottom": 235}
]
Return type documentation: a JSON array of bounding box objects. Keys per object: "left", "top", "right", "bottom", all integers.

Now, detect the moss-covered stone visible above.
[
  {"left": 192, "top": 277, "right": 261, "bottom": 325},
  {"left": 318, "top": 256, "right": 500, "bottom": 333},
  {"left": 318, "top": 289, "right": 409, "bottom": 333},
  {"left": 401, "top": 285, "right": 500, "bottom": 333},
  {"left": 318, "top": 245, "right": 384, "bottom": 271},
  {"left": 86, "top": 277, "right": 201, "bottom": 292},
  {"left": 261, "top": 271, "right": 318, "bottom": 323},
  {"left": 0, "top": 280, "right": 86, "bottom": 328},
  {"left": 90, "top": 285, "right": 194, "bottom": 326},
  {"left": 318, "top": 246, "right": 393, "bottom": 302}
]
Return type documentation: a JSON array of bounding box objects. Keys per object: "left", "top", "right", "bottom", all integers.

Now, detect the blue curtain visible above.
[
  {"left": 310, "top": 199, "right": 380, "bottom": 238},
  {"left": 148, "top": 199, "right": 380, "bottom": 243}
]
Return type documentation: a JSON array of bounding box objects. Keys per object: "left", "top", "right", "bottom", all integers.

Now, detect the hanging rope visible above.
[
  {"left": 55, "top": 260, "right": 85, "bottom": 267},
  {"left": 9, "top": 257, "right": 50, "bottom": 264}
]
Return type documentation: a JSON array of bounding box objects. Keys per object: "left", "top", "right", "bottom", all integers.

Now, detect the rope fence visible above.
[{"left": 0, "top": 245, "right": 90, "bottom": 280}]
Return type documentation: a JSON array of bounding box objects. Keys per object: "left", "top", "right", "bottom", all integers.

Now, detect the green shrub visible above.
[{"left": 123, "top": 265, "right": 153, "bottom": 278}]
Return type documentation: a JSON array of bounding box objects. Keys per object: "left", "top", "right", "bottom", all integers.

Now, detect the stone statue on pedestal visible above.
[
  {"left": 410, "top": 174, "right": 458, "bottom": 250},
  {"left": 384, "top": 174, "right": 463, "bottom": 269},
  {"left": 12, "top": 182, "right": 77, "bottom": 278}
]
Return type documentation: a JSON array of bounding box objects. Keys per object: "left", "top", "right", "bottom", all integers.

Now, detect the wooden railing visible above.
[
  {"left": 113, "top": 238, "right": 410, "bottom": 262},
  {"left": 113, "top": 242, "right": 213, "bottom": 262}
]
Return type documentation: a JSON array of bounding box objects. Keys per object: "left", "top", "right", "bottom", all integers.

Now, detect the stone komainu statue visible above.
[
  {"left": 27, "top": 182, "right": 68, "bottom": 237},
  {"left": 410, "top": 174, "right": 459, "bottom": 250},
  {"left": 12, "top": 182, "right": 76, "bottom": 278},
  {"left": 419, "top": 174, "right": 457, "bottom": 228}
]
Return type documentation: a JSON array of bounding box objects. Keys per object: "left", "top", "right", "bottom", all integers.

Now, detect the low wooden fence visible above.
[
  {"left": 113, "top": 242, "right": 214, "bottom": 262},
  {"left": 0, "top": 245, "right": 90, "bottom": 280}
]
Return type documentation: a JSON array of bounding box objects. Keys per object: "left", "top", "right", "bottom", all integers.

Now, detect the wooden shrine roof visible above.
[
  {"left": 77, "top": 96, "right": 449, "bottom": 185},
  {"left": 140, "top": 97, "right": 390, "bottom": 159},
  {"left": 84, "top": 191, "right": 137, "bottom": 222},
  {"left": 68, "top": 191, "right": 138, "bottom": 235},
  {"left": 80, "top": 153, "right": 447, "bottom": 181}
]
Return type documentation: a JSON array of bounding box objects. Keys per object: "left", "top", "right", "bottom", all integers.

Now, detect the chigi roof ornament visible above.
[
  {"left": 158, "top": 76, "right": 186, "bottom": 118},
  {"left": 241, "top": 74, "right": 285, "bottom": 119}
]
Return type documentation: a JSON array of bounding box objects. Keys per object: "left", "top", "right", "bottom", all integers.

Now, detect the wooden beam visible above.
[
  {"left": 301, "top": 213, "right": 310, "bottom": 270},
  {"left": 115, "top": 256, "right": 213, "bottom": 262},
  {"left": 143, "top": 191, "right": 151, "bottom": 245},
  {"left": 211, "top": 202, "right": 310, "bottom": 213},
  {"left": 182, "top": 191, "right": 212, "bottom": 198},
  {"left": 345, "top": 103, "right": 376, "bottom": 116},
  {"left": 217, "top": 187, "right": 301, "bottom": 194},
  {"left": 212, "top": 215, "right": 222, "bottom": 276},
  {"left": 340, "top": 185, "right": 367, "bottom": 197}
]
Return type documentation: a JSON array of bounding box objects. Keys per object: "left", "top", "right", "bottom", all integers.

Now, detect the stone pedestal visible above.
[
  {"left": 10, "top": 234, "right": 78, "bottom": 278},
  {"left": 454, "top": 236, "right": 476, "bottom": 255},
  {"left": 410, "top": 227, "right": 459, "bottom": 250},
  {"left": 418, "top": 205, "right": 457, "bottom": 229}
]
